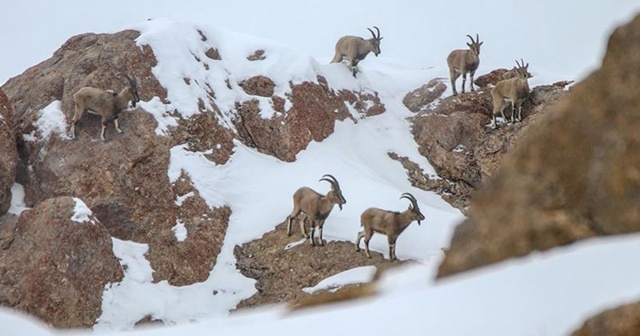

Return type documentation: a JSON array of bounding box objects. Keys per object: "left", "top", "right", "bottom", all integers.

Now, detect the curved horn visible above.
[
  {"left": 466, "top": 34, "right": 476, "bottom": 44},
  {"left": 476, "top": 33, "right": 480, "bottom": 43},
  {"left": 320, "top": 174, "right": 341, "bottom": 190},
  {"left": 367, "top": 27, "right": 377, "bottom": 40},
  {"left": 400, "top": 192, "right": 419, "bottom": 209},
  {"left": 373, "top": 26, "right": 381, "bottom": 39},
  {"left": 515, "top": 59, "right": 522, "bottom": 68},
  {"left": 124, "top": 74, "right": 137, "bottom": 88}
]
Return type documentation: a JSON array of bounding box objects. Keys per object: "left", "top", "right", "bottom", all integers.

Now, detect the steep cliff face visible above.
[{"left": 0, "top": 88, "right": 18, "bottom": 215}]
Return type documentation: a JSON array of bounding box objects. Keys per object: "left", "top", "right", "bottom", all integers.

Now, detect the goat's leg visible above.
[
  {"left": 287, "top": 208, "right": 300, "bottom": 236},
  {"left": 308, "top": 224, "right": 316, "bottom": 246},
  {"left": 517, "top": 103, "right": 523, "bottom": 122},
  {"left": 114, "top": 118, "right": 123, "bottom": 133},
  {"left": 388, "top": 236, "right": 398, "bottom": 261},
  {"left": 317, "top": 223, "right": 325, "bottom": 246},
  {"left": 100, "top": 124, "right": 107, "bottom": 141},
  {"left": 469, "top": 70, "right": 476, "bottom": 92},
  {"left": 299, "top": 215, "right": 309, "bottom": 238},
  {"left": 461, "top": 72, "right": 467, "bottom": 94},
  {"left": 363, "top": 229, "right": 373, "bottom": 258},
  {"left": 70, "top": 106, "right": 86, "bottom": 139},
  {"left": 355, "top": 231, "right": 364, "bottom": 251},
  {"left": 450, "top": 69, "right": 460, "bottom": 96}
]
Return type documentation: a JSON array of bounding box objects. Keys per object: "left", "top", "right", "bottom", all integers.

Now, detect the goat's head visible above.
[
  {"left": 514, "top": 59, "right": 530, "bottom": 79},
  {"left": 366, "top": 26, "right": 383, "bottom": 56},
  {"left": 466, "top": 34, "right": 483, "bottom": 56},
  {"left": 124, "top": 74, "right": 141, "bottom": 107},
  {"left": 320, "top": 174, "right": 347, "bottom": 210},
  {"left": 400, "top": 192, "right": 425, "bottom": 225}
]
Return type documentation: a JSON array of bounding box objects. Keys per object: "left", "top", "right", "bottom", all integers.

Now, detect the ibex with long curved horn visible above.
[
  {"left": 490, "top": 59, "right": 530, "bottom": 128},
  {"left": 331, "top": 26, "right": 383, "bottom": 77},
  {"left": 356, "top": 192, "right": 425, "bottom": 261},
  {"left": 70, "top": 74, "right": 140, "bottom": 141},
  {"left": 286, "top": 174, "right": 347, "bottom": 246},
  {"left": 447, "top": 34, "right": 483, "bottom": 96}
]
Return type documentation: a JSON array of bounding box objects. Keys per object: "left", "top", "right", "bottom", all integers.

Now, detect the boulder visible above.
[
  {"left": 438, "top": 13, "right": 640, "bottom": 277},
  {"left": 0, "top": 197, "right": 123, "bottom": 328},
  {"left": 0, "top": 88, "right": 18, "bottom": 215},
  {"left": 402, "top": 78, "right": 447, "bottom": 112},
  {"left": 571, "top": 303, "right": 640, "bottom": 336}
]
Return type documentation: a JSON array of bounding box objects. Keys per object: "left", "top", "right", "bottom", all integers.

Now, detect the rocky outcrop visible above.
[
  {"left": 438, "top": 13, "right": 640, "bottom": 277},
  {"left": 403, "top": 78, "right": 447, "bottom": 113},
  {"left": 0, "top": 197, "right": 123, "bottom": 328},
  {"left": 0, "top": 88, "right": 18, "bottom": 215},
  {"left": 410, "top": 81, "right": 569, "bottom": 210},
  {"left": 571, "top": 303, "right": 640, "bottom": 336},
  {"left": 1, "top": 26, "right": 386, "bottom": 291}
]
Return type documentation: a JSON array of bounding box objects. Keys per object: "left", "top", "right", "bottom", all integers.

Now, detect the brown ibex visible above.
[
  {"left": 491, "top": 59, "right": 530, "bottom": 128},
  {"left": 447, "top": 34, "right": 483, "bottom": 96},
  {"left": 286, "top": 174, "right": 347, "bottom": 246},
  {"left": 70, "top": 75, "right": 140, "bottom": 141},
  {"left": 356, "top": 192, "right": 425, "bottom": 261},
  {"left": 331, "top": 27, "right": 383, "bottom": 77}
]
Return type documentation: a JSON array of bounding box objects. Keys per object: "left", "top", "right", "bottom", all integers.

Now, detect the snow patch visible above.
[
  {"left": 172, "top": 219, "right": 188, "bottom": 242},
  {"left": 24, "top": 101, "right": 69, "bottom": 142},
  {"left": 70, "top": 198, "right": 97, "bottom": 225},
  {"left": 8, "top": 183, "right": 29, "bottom": 215},
  {"left": 303, "top": 266, "right": 377, "bottom": 294}
]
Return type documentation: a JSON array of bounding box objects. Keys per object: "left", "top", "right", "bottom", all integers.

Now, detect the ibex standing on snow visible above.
[
  {"left": 490, "top": 59, "right": 530, "bottom": 128},
  {"left": 356, "top": 192, "right": 425, "bottom": 261},
  {"left": 70, "top": 75, "right": 140, "bottom": 141},
  {"left": 447, "top": 34, "right": 483, "bottom": 96},
  {"left": 331, "top": 26, "right": 383, "bottom": 77},
  {"left": 286, "top": 174, "right": 347, "bottom": 246}
]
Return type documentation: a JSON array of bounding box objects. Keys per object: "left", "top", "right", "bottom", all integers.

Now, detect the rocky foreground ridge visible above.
[{"left": 0, "top": 14, "right": 638, "bottom": 334}]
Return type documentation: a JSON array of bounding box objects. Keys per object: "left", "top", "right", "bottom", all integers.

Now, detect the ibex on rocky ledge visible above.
[
  {"left": 447, "top": 34, "right": 483, "bottom": 96},
  {"left": 356, "top": 192, "right": 425, "bottom": 261},
  {"left": 70, "top": 75, "right": 140, "bottom": 141},
  {"left": 286, "top": 174, "right": 347, "bottom": 246}
]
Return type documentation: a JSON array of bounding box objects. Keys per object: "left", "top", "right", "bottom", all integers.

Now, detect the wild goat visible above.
[
  {"left": 447, "top": 34, "right": 483, "bottom": 96},
  {"left": 356, "top": 192, "right": 425, "bottom": 261},
  {"left": 70, "top": 75, "right": 140, "bottom": 141},
  {"left": 490, "top": 59, "right": 530, "bottom": 128},
  {"left": 331, "top": 26, "right": 383, "bottom": 77},
  {"left": 286, "top": 174, "right": 347, "bottom": 246}
]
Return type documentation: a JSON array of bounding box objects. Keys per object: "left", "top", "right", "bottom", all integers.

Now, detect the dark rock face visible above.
[
  {"left": 438, "top": 13, "right": 640, "bottom": 278},
  {"left": 0, "top": 89, "right": 18, "bottom": 215},
  {"left": 0, "top": 197, "right": 123, "bottom": 328}
]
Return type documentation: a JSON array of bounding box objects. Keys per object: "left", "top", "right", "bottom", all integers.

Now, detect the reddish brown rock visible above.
[
  {"left": 247, "top": 50, "right": 266, "bottom": 61},
  {"left": 410, "top": 83, "right": 568, "bottom": 210},
  {"left": 0, "top": 88, "right": 18, "bottom": 215},
  {"left": 571, "top": 302, "right": 640, "bottom": 336},
  {"left": 438, "top": 14, "right": 640, "bottom": 278},
  {"left": 1, "top": 30, "right": 232, "bottom": 287},
  {"left": 402, "top": 78, "right": 447, "bottom": 112},
  {"left": 239, "top": 75, "right": 275, "bottom": 97},
  {"left": 0, "top": 196, "right": 123, "bottom": 328}
]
